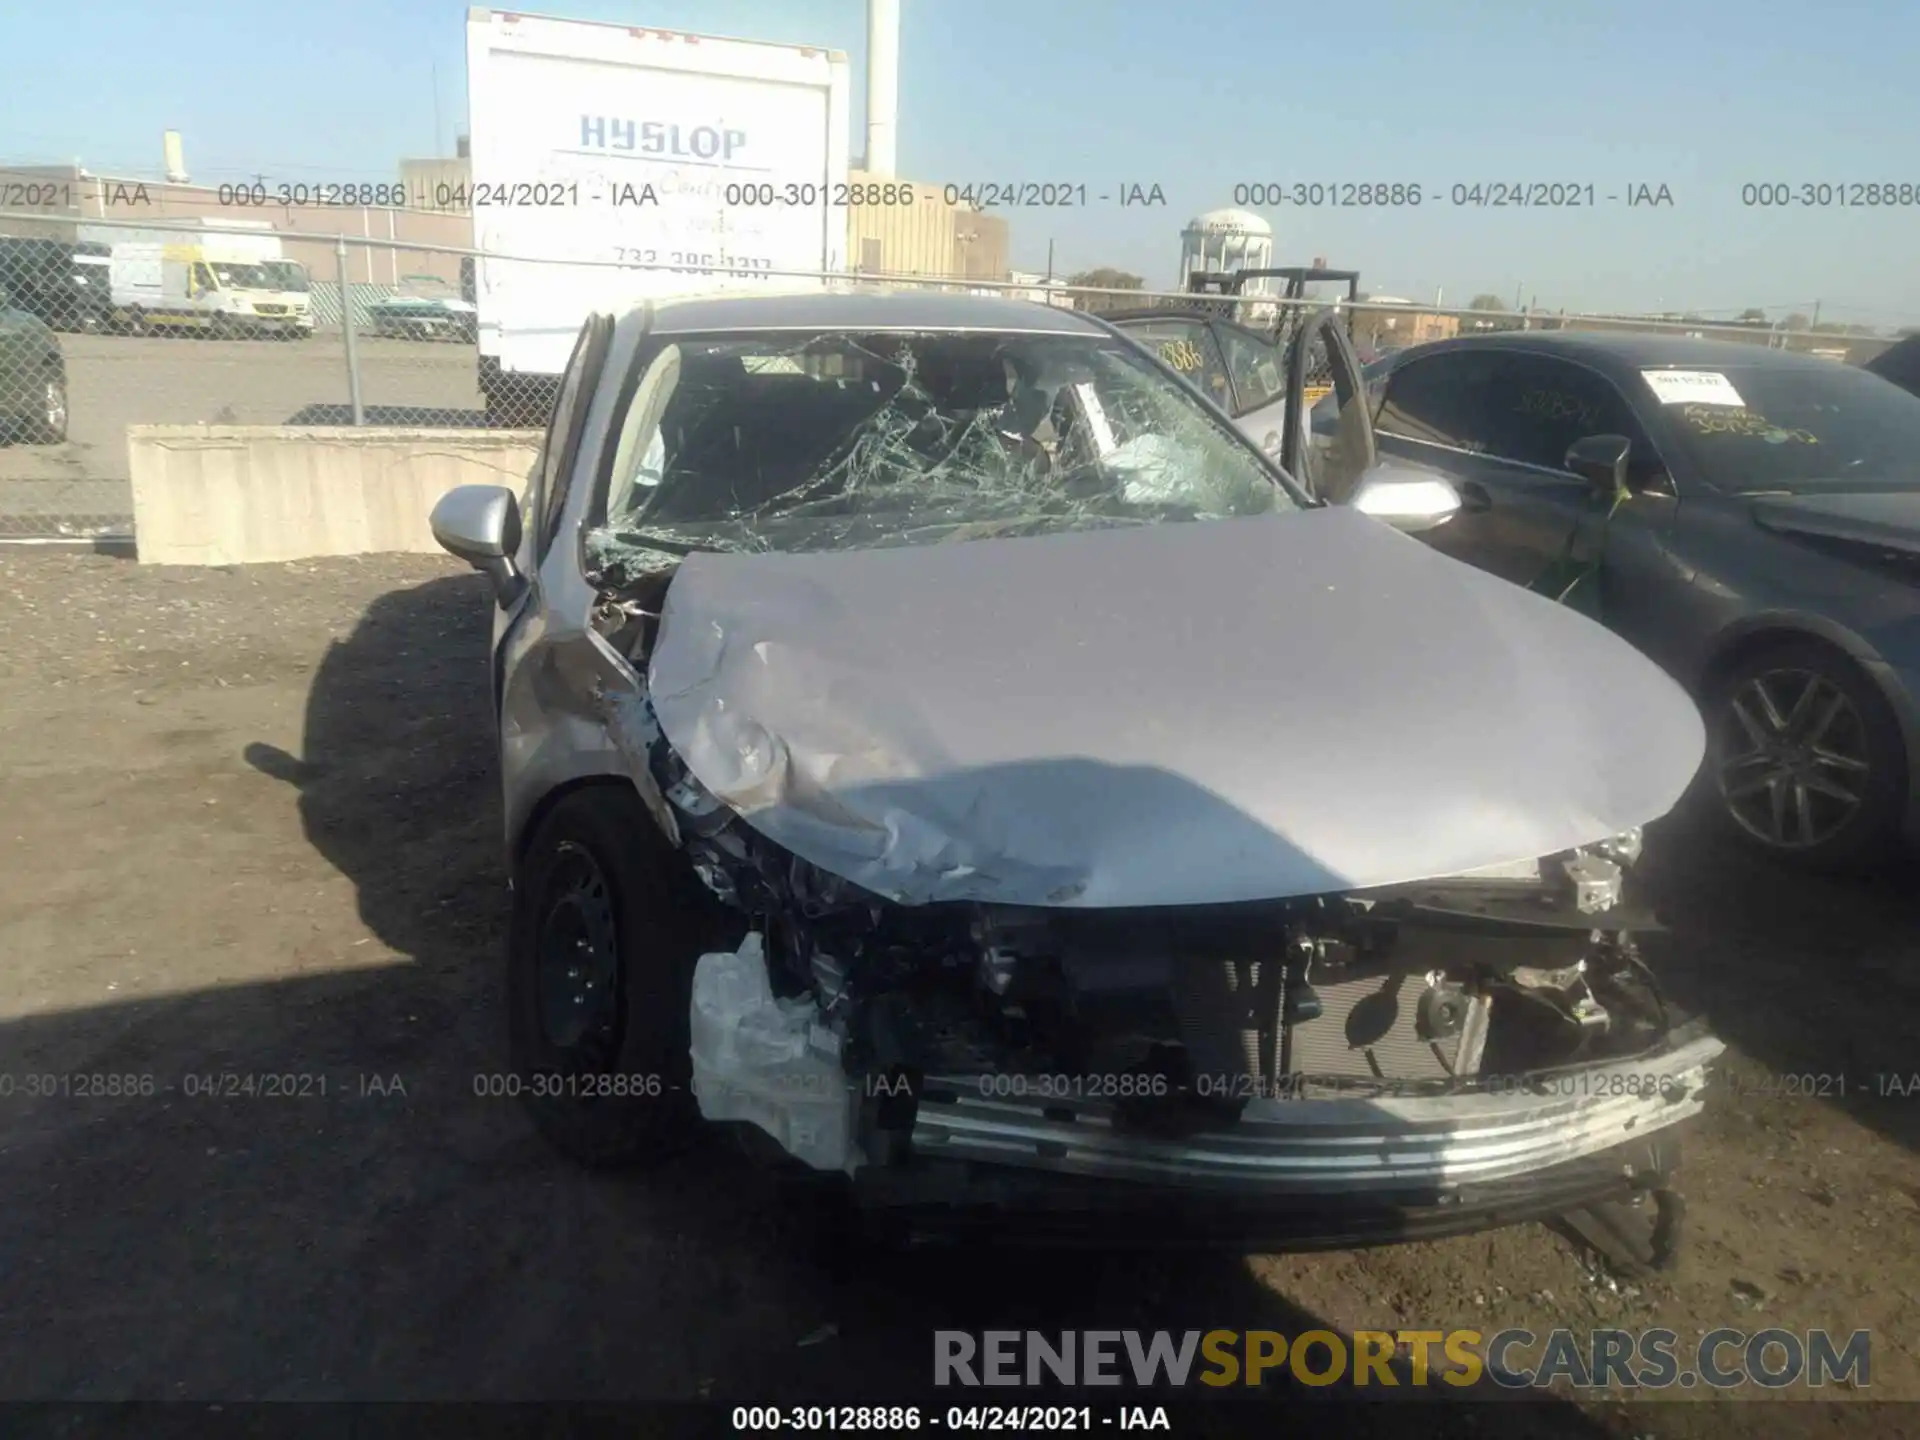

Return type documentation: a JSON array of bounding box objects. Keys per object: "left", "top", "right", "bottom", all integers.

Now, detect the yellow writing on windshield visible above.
[
  {"left": 1158, "top": 339, "right": 1205, "bottom": 373},
  {"left": 1513, "top": 387, "right": 1602, "bottom": 429},
  {"left": 1677, "top": 404, "right": 1818, "bottom": 442}
]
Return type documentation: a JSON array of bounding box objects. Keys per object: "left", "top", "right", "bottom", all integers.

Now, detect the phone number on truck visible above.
[{"left": 612, "top": 248, "right": 775, "bottom": 276}]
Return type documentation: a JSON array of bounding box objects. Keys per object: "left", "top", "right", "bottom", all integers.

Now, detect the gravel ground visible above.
[{"left": 0, "top": 549, "right": 1915, "bottom": 1436}]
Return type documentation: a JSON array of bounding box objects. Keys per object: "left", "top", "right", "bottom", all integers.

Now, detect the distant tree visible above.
[
  {"left": 1065, "top": 268, "right": 1144, "bottom": 291},
  {"left": 1897, "top": 326, "right": 1920, "bottom": 340},
  {"left": 1468, "top": 293, "right": 1507, "bottom": 311},
  {"left": 1735, "top": 307, "right": 1769, "bottom": 324},
  {"left": 1783, "top": 312, "right": 1811, "bottom": 331}
]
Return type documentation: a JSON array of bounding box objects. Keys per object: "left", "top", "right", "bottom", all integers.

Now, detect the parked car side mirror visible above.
[
  {"left": 1348, "top": 465, "right": 1463, "bottom": 534},
  {"left": 430, "top": 484, "right": 526, "bottom": 606},
  {"left": 1565, "top": 434, "right": 1633, "bottom": 498}
]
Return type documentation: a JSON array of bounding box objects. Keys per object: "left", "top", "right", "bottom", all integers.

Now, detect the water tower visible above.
[{"left": 1179, "top": 208, "right": 1274, "bottom": 291}]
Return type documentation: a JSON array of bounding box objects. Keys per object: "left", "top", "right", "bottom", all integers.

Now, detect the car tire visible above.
[
  {"left": 1702, "top": 638, "right": 1907, "bottom": 871},
  {"left": 507, "top": 785, "right": 716, "bottom": 1167},
  {"left": 29, "top": 371, "right": 67, "bottom": 444}
]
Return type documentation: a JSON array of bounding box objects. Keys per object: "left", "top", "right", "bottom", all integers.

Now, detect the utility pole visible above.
[
  {"left": 1810, "top": 299, "right": 1822, "bottom": 330},
  {"left": 1045, "top": 238, "right": 1054, "bottom": 283}
]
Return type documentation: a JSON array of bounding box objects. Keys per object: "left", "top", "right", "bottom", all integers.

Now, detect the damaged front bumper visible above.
[
  {"left": 850, "top": 1131, "right": 1692, "bottom": 1252},
  {"left": 836, "top": 1031, "right": 1718, "bottom": 1249},
  {"left": 902, "top": 1025, "right": 1720, "bottom": 1193}
]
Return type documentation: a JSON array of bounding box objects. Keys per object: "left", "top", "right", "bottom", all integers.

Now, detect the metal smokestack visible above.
[
  {"left": 162, "top": 130, "right": 188, "bottom": 184},
  {"left": 865, "top": 0, "right": 899, "bottom": 177}
]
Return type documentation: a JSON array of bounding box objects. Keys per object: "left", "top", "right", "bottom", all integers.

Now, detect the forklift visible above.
[{"left": 1184, "top": 264, "right": 1363, "bottom": 306}]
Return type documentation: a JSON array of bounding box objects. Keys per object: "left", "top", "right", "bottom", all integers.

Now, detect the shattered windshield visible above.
[{"left": 587, "top": 329, "right": 1297, "bottom": 577}]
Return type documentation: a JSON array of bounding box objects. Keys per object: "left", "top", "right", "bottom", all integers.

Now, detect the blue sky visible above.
[{"left": 10, "top": 0, "right": 1918, "bottom": 324}]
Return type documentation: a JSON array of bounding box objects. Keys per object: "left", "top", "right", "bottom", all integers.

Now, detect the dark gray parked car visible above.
[
  {"left": 1335, "top": 331, "right": 1920, "bottom": 869},
  {"left": 426, "top": 291, "right": 1722, "bottom": 1255},
  {"left": 0, "top": 281, "right": 68, "bottom": 443}
]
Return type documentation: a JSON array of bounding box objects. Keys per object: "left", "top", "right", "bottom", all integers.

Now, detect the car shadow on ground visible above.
[
  {"left": 0, "top": 971, "right": 1621, "bottom": 1436},
  {"left": 0, "top": 572, "right": 1631, "bottom": 1429},
  {"left": 1638, "top": 813, "right": 1920, "bottom": 1155}
]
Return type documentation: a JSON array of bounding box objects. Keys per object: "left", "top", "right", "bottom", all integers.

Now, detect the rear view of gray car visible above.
[{"left": 430, "top": 291, "right": 1721, "bottom": 1256}]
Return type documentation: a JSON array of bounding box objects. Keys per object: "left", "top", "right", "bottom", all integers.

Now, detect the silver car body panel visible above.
[{"left": 646, "top": 503, "right": 1706, "bottom": 909}]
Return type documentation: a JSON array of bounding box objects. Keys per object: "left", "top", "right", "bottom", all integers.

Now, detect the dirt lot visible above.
[{"left": 1, "top": 549, "right": 1917, "bottom": 1435}]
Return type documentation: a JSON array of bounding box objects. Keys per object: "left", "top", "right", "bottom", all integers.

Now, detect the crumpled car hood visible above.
[{"left": 646, "top": 507, "right": 1705, "bottom": 908}]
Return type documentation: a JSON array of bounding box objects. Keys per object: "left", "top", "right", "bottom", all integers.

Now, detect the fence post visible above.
[{"left": 336, "top": 237, "right": 365, "bottom": 427}]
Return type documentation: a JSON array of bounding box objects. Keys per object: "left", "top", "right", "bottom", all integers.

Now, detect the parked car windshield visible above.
[
  {"left": 588, "top": 328, "right": 1296, "bottom": 572},
  {"left": 1652, "top": 363, "right": 1920, "bottom": 493},
  {"left": 210, "top": 263, "right": 274, "bottom": 290}
]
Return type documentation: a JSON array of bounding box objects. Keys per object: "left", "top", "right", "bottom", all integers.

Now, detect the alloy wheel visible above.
[
  {"left": 43, "top": 378, "right": 67, "bottom": 439},
  {"left": 1716, "top": 667, "right": 1871, "bottom": 849}
]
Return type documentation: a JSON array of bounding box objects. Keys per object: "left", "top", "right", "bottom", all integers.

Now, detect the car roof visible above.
[
  {"left": 645, "top": 289, "right": 1101, "bottom": 338},
  {"left": 1403, "top": 328, "right": 1841, "bottom": 373}
]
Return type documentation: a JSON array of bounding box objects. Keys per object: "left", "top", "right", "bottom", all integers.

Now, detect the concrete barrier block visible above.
[{"left": 129, "top": 425, "right": 542, "bottom": 566}]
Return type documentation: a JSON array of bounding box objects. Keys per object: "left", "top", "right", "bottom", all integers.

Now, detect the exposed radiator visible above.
[{"left": 1286, "top": 963, "right": 1489, "bottom": 1082}]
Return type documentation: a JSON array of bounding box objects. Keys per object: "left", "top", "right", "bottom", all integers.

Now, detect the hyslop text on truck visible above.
[{"left": 464, "top": 6, "right": 851, "bottom": 426}]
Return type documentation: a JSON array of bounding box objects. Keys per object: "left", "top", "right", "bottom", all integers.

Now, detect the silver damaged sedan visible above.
[{"left": 431, "top": 291, "right": 1723, "bottom": 1255}]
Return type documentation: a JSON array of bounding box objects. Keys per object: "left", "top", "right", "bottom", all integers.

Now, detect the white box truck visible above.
[
  {"left": 89, "top": 219, "right": 313, "bottom": 338},
  {"left": 465, "top": 8, "right": 852, "bottom": 423}
]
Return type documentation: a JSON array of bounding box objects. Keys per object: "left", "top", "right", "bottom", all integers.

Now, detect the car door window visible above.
[
  {"left": 1479, "top": 355, "right": 1653, "bottom": 477},
  {"left": 1119, "top": 318, "right": 1234, "bottom": 414},
  {"left": 1374, "top": 351, "right": 1504, "bottom": 451},
  {"left": 1213, "top": 321, "right": 1286, "bottom": 415},
  {"left": 533, "top": 313, "right": 614, "bottom": 562}
]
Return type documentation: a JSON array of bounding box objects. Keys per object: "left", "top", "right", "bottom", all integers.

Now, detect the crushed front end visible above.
[{"left": 643, "top": 706, "right": 1720, "bottom": 1247}]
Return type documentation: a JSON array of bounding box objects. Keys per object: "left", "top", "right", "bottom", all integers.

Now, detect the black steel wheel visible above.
[{"left": 507, "top": 785, "right": 719, "bottom": 1166}]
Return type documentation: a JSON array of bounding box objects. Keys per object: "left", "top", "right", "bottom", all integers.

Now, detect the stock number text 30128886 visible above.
[{"left": 723, "top": 181, "right": 916, "bottom": 208}]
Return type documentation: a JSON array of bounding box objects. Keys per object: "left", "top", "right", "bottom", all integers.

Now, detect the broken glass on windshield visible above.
[{"left": 586, "top": 328, "right": 1296, "bottom": 580}]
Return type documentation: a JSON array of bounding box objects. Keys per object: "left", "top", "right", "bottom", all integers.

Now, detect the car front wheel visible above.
[
  {"left": 1706, "top": 640, "right": 1906, "bottom": 869},
  {"left": 507, "top": 785, "right": 715, "bottom": 1166}
]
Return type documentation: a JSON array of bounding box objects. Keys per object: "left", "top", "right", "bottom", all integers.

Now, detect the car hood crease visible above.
[{"left": 646, "top": 506, "right": 1705, "bottom": 908}]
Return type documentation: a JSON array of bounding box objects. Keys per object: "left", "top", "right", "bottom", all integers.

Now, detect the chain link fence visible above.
[{"left": 0, "top": 213, "right": 1906, "bottom": 543}]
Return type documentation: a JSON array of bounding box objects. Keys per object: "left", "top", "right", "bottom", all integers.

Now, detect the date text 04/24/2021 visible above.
[{"left": 730, "top": 1405, "right": 1172, "bottom": 1432}]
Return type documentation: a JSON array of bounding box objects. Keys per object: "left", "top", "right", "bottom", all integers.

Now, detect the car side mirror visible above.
[
  {"left": 430, "top": 484, "right": 526, "bottom": 606},
  {"left": 1349, "top": 465, "right": 1463, "bottom": 534},
  {"left": 1565, "top": 434, "right": 1632, "bottom": 498}
]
